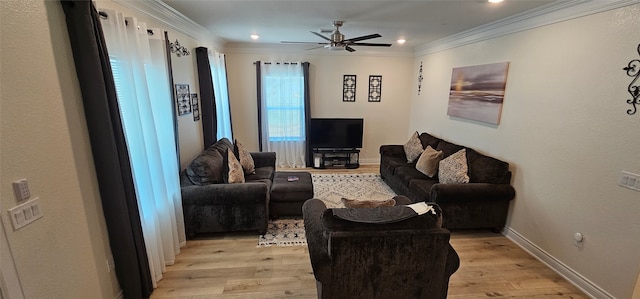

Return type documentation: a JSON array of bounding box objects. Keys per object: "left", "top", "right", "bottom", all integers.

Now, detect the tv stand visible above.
[{"left": 312, "top": 148, "right": 360, "bottom": 169}]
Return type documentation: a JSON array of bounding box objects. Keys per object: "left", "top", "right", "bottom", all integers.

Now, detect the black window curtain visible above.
[
  {"left": 255, "top": 61, "right": 312, "bottom": 165},
  {"left": 60, "top": 1, "right": 153, "bottom": 298},
  {"left": 195, "top": 47, "right": 217, "bottom": 148}
]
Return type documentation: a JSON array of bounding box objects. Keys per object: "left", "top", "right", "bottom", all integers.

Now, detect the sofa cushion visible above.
[
  {"left": 234, "top": 139, "right": 256, "bottom": 175},
  {"left": 185, "top": 150, "right": 224, "bottom": 185},
  {"left": 419, "top": 132, "right": 441, "bottom": 149},
  {"left": 403, "top": 131, "right": 424, "bottom": 163},
  {"left": 321, "top": 204, "right": 442, "bottom": 231},
  {"left": 341, "top": 198, "right": 396, "bottom": 209},
  {"left": 408, "top": 179, "right": 438, "bottom": 200},
  {"left": 245, "top": 166, "right": 275, "bottom": 182},
  {"left": 224, "top": 149, "right": 245, "bottom": 184},
  {"left": 466, "top": 149, "right": 510, "bottom": 184},
  {"left": 435, "top": 140, "right": 465, "bottom": 159},
  {"left": 439, "top": 149, "right": 470, "bottom": 184},
  {"left": 394, "top": 166, "right": 430, "bottom": 184},
  {"left": 415, "top": 145, "right": 443, "bottom": 178}
]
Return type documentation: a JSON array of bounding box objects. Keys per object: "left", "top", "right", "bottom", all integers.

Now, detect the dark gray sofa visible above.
[
  {"left": 380, "top": 132, "right": 515, "bottom": 231},
  {"left": 180, "top": 138, "right": 276, "bottom": 238},
  {"left": 302, "top": 197, "right": 460, "bottom": 299}
]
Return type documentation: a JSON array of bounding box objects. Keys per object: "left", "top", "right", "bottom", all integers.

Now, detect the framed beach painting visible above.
[{"left": 447, "top": 62, "right": 510, "bottom": 125}]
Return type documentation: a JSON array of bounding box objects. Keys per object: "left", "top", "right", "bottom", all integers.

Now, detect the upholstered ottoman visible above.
[{"left": 270, "top": 172, "right": 314, "bottom": 218}]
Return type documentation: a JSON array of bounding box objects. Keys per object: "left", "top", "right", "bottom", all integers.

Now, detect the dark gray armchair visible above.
[{"left": 302, "top": 198, "right": 460, "bottom": 299}]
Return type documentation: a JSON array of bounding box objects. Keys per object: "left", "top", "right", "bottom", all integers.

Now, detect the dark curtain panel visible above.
[
  {"left": 165, "top": 31, "right": 181, "bottom": 168},
  {"left": 60, "top": 1, "right": 153, "bottom": 298},
  {"left": 302, "top": 62, "right": 312, "bottom": 166},
  {"left": 195, "top": 47, "right": 217, "bottom": 148},
  {"left": 255, "top": 61, "right": 263, "bottom": 151}
]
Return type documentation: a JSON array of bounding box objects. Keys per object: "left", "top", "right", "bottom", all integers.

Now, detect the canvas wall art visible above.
[{"left": 447, "top": 62, "right": 510, "bottom": 125}]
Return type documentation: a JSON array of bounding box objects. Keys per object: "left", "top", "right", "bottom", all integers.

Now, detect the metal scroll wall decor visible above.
[
  {"left": 623, "top": 43, "right": 640, "bottom": 115},
  {"left": 368, "top": 75, "right": 382, "bottom": 102},
  {"left": 418, "top": 61, "right": 424, "bottom": 95},
  {"left": 343, "top": 75, "right": 356, "bottom": 102},
  {"left": 170, "top": 39, "right": 190, "bottom": 57}
]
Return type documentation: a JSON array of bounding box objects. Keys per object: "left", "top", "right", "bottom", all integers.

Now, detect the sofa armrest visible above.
[
  {"left": 302, "top": 199, "right": 331, "bottom": 282},
  {"left": 430, "top": 183, "right": 515, "bottom": 204},
  {"left": 251, "top": 152, "right": 276, "bottom": 168},
  {"left": 181, "top": 182, "right": 269, "bottom": 205},
  {"left": 380, "top": 144, "right": 405, "bottom": 157}
]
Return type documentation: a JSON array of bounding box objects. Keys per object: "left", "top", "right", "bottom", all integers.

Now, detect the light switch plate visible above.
[
  {"left": 619, "top": 171, "right": 640, "bottom": 192},
  {"left": 7, "top": 197, "right": 42, "bottom": 230}
]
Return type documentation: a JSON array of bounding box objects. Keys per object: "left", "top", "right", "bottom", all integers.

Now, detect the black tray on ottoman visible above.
[{"left": 270, "top": 172, "right": 314, "bottom": 218}]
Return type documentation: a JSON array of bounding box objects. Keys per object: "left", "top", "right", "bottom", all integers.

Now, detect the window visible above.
[{"left": 264, "top": 75, "right": 305, "bottom": 141}]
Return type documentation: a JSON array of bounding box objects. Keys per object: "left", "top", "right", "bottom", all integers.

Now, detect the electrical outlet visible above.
[
  {"left": 619, "top": 171, "right": 640, "bottom": 192},
  {"left": 12, "top": 179, "right": 30, "bottom": 201}
]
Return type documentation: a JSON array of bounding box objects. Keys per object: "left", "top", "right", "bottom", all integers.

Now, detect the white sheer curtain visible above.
[
  {"left": 259, "top": 62, "right": 306, "bottom": 168},
  {"left": 99, "top": 9, "right": 185, "bottom": 287},
  {"left": 209, "top": 50, "right": 233, "bottom": 140}
]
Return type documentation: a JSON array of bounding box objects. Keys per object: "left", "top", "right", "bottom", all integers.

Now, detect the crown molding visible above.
[
  {"left": 415, "top": 0, "right": 640, "bottom": 57},
  {"left": 112, "top": 0, "right": 225, "bottom": 49},
  {"left": 224, "top": 43, "right": 415, "bottom": 58}
]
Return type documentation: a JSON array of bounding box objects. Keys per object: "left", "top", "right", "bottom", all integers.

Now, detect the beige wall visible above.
[
  {"left": 225, "top": 49, "right": 414, "bottom": 164},
  {"left": 0, "top": 1, "right": 119, "bottom": 298},
  {"left": 411, "top": 4, "right": 640, "bottom": 298}
]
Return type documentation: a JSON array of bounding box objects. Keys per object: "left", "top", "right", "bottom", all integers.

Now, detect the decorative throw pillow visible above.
[
  {"left": 438, "top": 149, "right": 470, "bottom": 184},
  {"left": 415, "top": 145, "right": 443, "bottom": 178},
  {"left": 224, "top": 149, "right": 245, "bottom": 184},
  {"left": 341, "top": 198, "right": 396, "bottom": 209},
  {"left": 403, "top": 131, "right": 424, "bottom": 163},
  {"left": 234, "top": 139, "right": 255, "bottom": 174},
  {"left": 185, "top": 150, "right": 224, "bottom": 185}
]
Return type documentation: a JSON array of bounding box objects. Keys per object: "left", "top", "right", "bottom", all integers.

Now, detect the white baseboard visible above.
[{"left": 504, "top": 227, "right": 615, "bottom": 299}]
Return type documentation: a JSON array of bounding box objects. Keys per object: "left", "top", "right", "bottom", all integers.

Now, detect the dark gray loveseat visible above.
[
  {"left": 180, "top": 138, "right": 276, "bottom": 238},
  {"left": 380, "top": 132, "right": 515, "bottom": 231}
]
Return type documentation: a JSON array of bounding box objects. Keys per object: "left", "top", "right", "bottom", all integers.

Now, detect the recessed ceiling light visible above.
[
  {"left": 250, "top": 34, "right": 260, "bottom": 40},
  {"left": 488, "top": 0, "right": 504, "bottom": 3},
  {"left": 397, "top": 39, "right": 406, "bottom": 44}
]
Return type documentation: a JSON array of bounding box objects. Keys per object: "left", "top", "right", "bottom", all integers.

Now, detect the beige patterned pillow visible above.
[
  {"left": 438, "top": 149, "right": 470, "bottom": 184},
  {"left": 235, "top": 139, "right": 255, "bottom": 174},
  {"left": 403, "top": 131, "right": 424, "bottom": 163},
  {"left": 226, "top": 149, "right": 245, "bottom": 184},
  {"left": 415, "top": 145, "right": 443, "bottom": 178}
]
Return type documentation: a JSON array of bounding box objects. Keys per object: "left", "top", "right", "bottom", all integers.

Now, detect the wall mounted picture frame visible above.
[
  {"left": 447, "top": 62, "right": 510, "bottom": 125},
  {"left": 368, "top": 75, "right": 382, "bottom": 102},
  {"left": 191, "top": 93, "right": 200, "bottom": 121},
  {"left": 343, "top": 75, "right": 356, "bottom": 102},
  {"left": 175, "top": 84, "right": 191, "bottom": 115}
]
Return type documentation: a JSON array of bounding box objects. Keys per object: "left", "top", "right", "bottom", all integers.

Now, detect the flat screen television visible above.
[{"left": 309, "top": 118, "right": 363, "bottom": 149}]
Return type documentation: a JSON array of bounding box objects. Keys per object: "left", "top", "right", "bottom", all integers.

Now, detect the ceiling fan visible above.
[{"left": 281, "top": 21, "right": 392, "bottom": 52}]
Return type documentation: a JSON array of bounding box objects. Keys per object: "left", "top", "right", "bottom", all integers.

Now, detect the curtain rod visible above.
[{"left": 98, "top": 10, "right": 155, "bottom": 36}]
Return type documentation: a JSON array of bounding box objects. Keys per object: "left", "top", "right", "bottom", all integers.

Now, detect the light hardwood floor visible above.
[{"left": 151, "top": 165, "right": 587, "bottom": 298}]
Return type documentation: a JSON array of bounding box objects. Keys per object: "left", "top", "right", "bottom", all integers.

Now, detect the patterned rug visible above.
[{"left": 258, "top": 173, "right": 396, "bottom": 247}]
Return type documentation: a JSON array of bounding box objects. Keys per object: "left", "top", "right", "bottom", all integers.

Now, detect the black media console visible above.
[{"left": 312, "top": 148, "right": 360, "bottom": 169}]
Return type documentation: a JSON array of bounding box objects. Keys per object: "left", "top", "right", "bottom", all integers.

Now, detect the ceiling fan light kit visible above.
[{"left": 282, "top": 20, "right": 392, "bottom": 52}]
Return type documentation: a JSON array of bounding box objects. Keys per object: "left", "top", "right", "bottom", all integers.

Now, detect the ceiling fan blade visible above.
[
  {"left": 345, "top": 46, "right": 356, "bottom": 52},
  {"left": 344, "top": 33, "right": 382, "bottom": 43},
  {"left": 306, "top": 45, "right": 326, "bottom": 51},
  {"left": 350, "top": 42, "right": 392, "bottom": 47},
  {"left": 281, "top": 41, "right": 326, "bottom": 44},
  {"left": 310, "top": 31, "right": 331, "bottom": 42}
]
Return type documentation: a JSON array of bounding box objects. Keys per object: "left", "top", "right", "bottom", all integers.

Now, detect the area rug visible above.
[
  {"left": 312, "top": 173, "right": 397, "bottom": 208},
  {"left": 258, "top": 173, "right": 396, "bottom": 247}
]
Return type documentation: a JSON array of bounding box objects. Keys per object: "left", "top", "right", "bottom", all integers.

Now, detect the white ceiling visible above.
[{"left": 160, "top": 0, "right": 557, "bottom": 51}]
